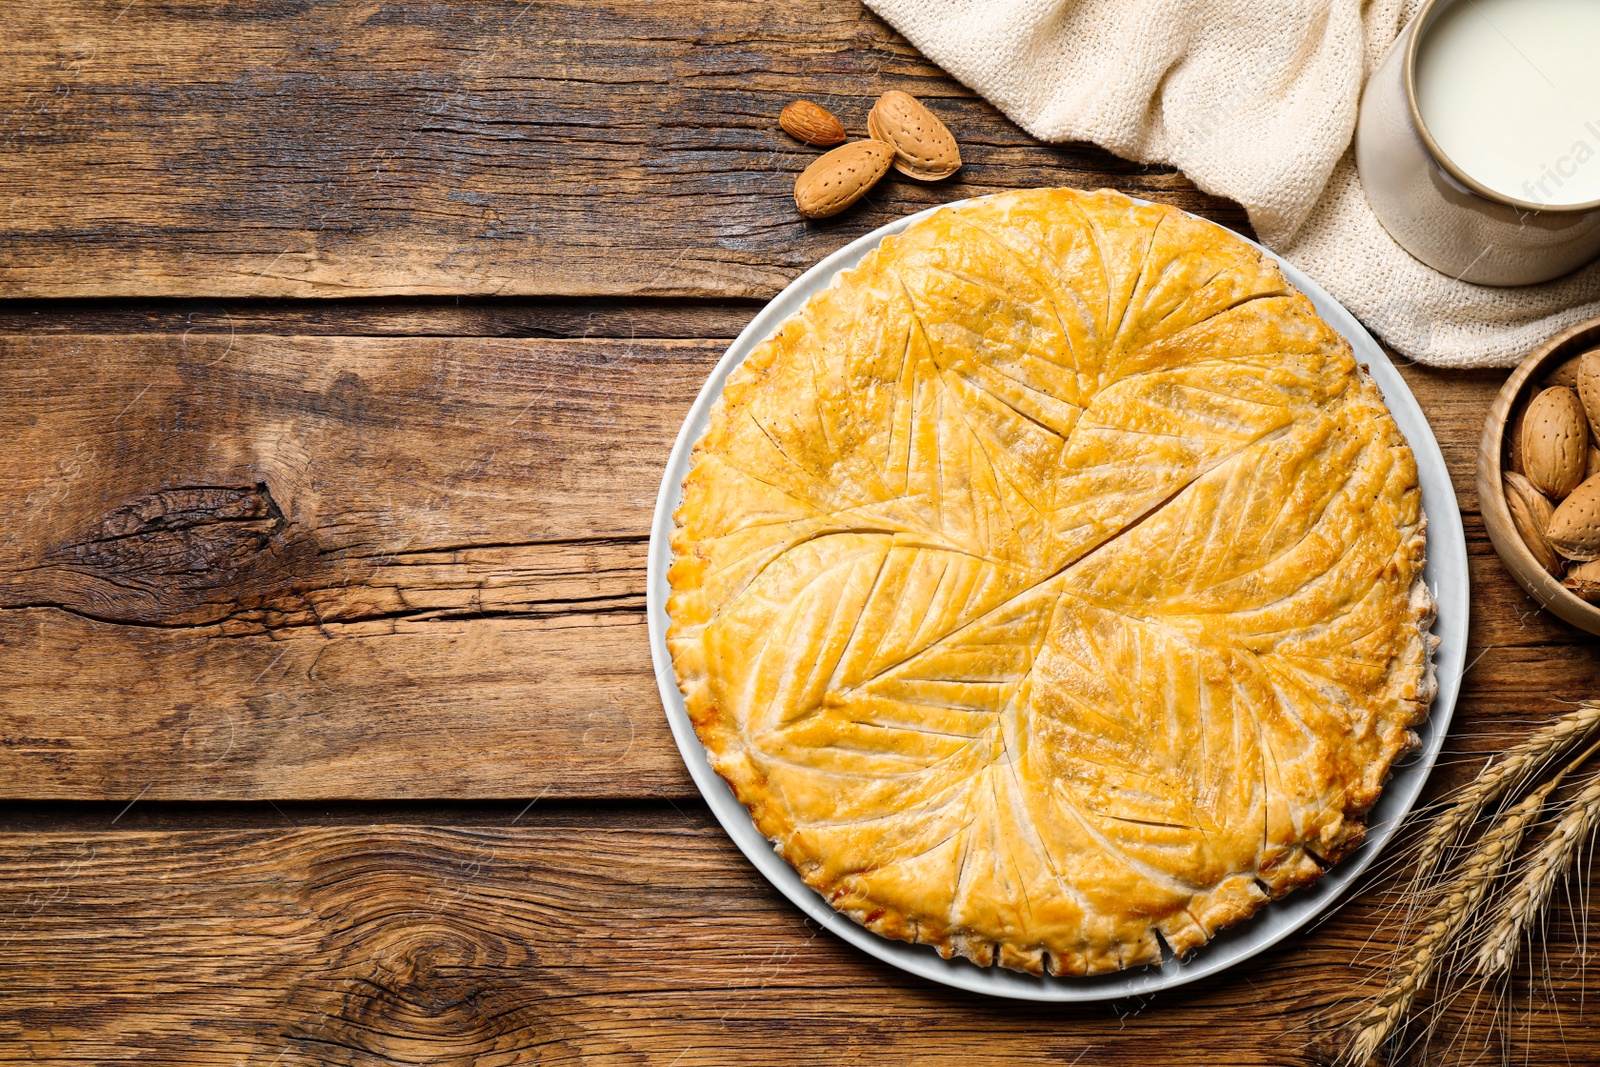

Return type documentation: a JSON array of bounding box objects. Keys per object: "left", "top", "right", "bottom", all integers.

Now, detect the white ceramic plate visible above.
[{"left": 646, "top": 199, "right": 1468, "bottom": 1002}]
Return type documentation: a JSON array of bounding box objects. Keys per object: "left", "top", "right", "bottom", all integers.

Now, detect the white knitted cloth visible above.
[{"left": 864, "top": 0, "right": 1600, "bottom": 368}]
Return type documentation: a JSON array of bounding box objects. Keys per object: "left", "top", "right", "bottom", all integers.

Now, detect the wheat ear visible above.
[
  {"left": 1410, "top": 702, "right": 1600, "bottom": 882},
  {"left": 1339, "top": 779, "right": 1561, "bottom": 1067},
  {"left": 1475, "top": 759, "right": 1600, "bottom": 977}
]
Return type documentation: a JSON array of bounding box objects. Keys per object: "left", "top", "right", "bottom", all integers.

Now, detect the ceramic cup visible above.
[{"left": 1355, "top": 0, "right": 1600, "bottom": 286}]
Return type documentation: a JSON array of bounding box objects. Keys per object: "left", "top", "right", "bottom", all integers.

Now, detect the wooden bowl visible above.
[{"left": 1478, "top": 315, "right": 1600, "bottom": 635}]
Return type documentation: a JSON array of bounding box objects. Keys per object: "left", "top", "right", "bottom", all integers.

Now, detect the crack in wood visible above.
[{"left": 6, "top": 495, "right": 650, "bottom": 631}]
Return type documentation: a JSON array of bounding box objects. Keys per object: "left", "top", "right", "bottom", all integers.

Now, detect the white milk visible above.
[{"left": 1414, "top": 0, "right": 1600, "bottom": 207}]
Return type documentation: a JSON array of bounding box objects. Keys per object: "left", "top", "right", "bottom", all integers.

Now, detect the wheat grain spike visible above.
[
  {"left": 1475, "top": 760, "right": 1600, "bottom": 977},
  {"left": 1339, "top": 779, "right": 1560, "bottom": 1066},
  {"left": 1411, "top": 702, "right": 1600, "bottom": 882}
]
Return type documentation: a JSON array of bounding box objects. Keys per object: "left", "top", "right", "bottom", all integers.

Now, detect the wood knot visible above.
[
  {"left": 61, "top": 484, "right": 283, "bottom": 569},
  {"left": 277, "top": 833, "right": 581, "bottom": 1065},
  {"left": 286, "top": 916, "right": 563, "bottom": 1065},
  {"left": 37, "top": 483, "right": 303, "bottom": 626}
]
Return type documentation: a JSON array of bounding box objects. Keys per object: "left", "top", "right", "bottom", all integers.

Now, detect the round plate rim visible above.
[{"left": 644, "top": 195, "right": 1468, "bottom": 1002}]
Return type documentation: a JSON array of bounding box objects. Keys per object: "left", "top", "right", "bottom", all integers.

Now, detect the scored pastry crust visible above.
[{"left": 667, "top": 188, "right": 1436, "bottom": 977}]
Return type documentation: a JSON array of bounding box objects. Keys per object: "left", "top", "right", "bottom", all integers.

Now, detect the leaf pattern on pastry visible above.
[{"left": 668, "top": 188, "right": 1431, "bottom": 978}]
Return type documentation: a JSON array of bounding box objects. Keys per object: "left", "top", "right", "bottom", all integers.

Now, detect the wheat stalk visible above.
[
  {"left": 1475, "top": 760, "right": 1600, "bottom": 978},
  {"left": 1338, "top": 779, "right": 1562, "bottom": 1066},
  {"left": 1410, "top": 702, "right": 1600, "bottom": 883}
]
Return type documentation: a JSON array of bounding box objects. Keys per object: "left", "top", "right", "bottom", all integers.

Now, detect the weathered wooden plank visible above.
[
  {"left": 0, "top": 820, "right": 1592, "bottom": 1065},
  {"left": 0, "top": 0, "right": 1247, "bottom": 299},
  {"left": 0, "top": 333, "right": 698, "bottom": 799}
]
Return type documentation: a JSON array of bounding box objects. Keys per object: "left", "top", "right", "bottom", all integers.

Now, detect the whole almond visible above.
[
  {"left": 793, "top": 140, "right": 893, "bottom": 219},
  {"left": 1545, "top": 347, "right": 1600, "bottom": 390},
  {"left": 1508, "top": 398, "right": 1531, "bottom": 474},
  {"left": 779, "top": 100, "right": 846, "bottom": 147},
  {"left": 867, "top": 90, "right": 960, "bottom": 181},
  {"left": 1564, "top": 559, "right": 1600, "bottom": 602},
  {"left": 1505, "top": 470, "right": 1563, "bottom": 577},
  {"left": 1577, "top": 359, "right": 1600, "bottom": 442},
  {"left": 1547, "top": 473, "right": 1600, "bottom": 560},
  {"left": 1522, "top": 385, "right": 1588, "bottom": 499}
]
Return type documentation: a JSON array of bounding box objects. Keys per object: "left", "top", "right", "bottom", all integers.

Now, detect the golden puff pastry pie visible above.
[{"left": 667, "top": 188, "right": 1435, "bottom": 977}]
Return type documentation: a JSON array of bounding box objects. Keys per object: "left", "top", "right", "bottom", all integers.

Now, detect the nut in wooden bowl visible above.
[
  {"left": 1479, "top": 316, "right": 1600, "bottom": 633},
  {"left": 1522, "top": 385, "right": 1588, "bottom": 499}
]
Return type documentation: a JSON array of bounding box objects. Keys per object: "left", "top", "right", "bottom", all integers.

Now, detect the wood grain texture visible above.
[
  {"left": 0, "top": 333, "right": 690, "bottom": 799},
  {"left": 3, "top": 336, "right": 1600, "bottom": 801},
  {"left": 1, "top": 817, "right": 1595, "bottom": 1065},
  {"left": 0, "top": 0, "right": 1246, "bottom": 299}
]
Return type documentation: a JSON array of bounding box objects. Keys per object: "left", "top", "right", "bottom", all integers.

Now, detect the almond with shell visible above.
[
  {"left": 793, "top": 140, "right": 893, "bottom": 219},
  {"left": 867, "top": 90, "right": 961, "bottom": 181},
  {"left": 1564, "top": 559, "right": 1600, "bottom": 602},
  {"left": 1509, "top": 397, "right": 1532, "bottom": 474},
  {"left": 1546, "top": 346, "right": 1600, "bottom": 390},
  {"left": 1548, "top": 473, "right": 1600, "bottom": 561},
  {"left": 1505, "top": 470, "right": 1563, "bottom": 577},
  {"left": 779, "top": 100, "right": 846, "bottom": 147},
  {"left": 1577, "top": 357, "right": 1600, "bottom": 442},
  {"left": 1522, "top": 385, "right": 1588, "bottom": 500}
]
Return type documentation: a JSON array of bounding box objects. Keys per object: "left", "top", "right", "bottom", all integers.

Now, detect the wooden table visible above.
[{"left": 2, "top": 3, "right": 1596, "bottom": 1064}]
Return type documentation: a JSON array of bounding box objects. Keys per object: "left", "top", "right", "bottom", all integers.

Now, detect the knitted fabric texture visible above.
[{"left": 864, "top": 0, "right": 1600, "bottom": 368}]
